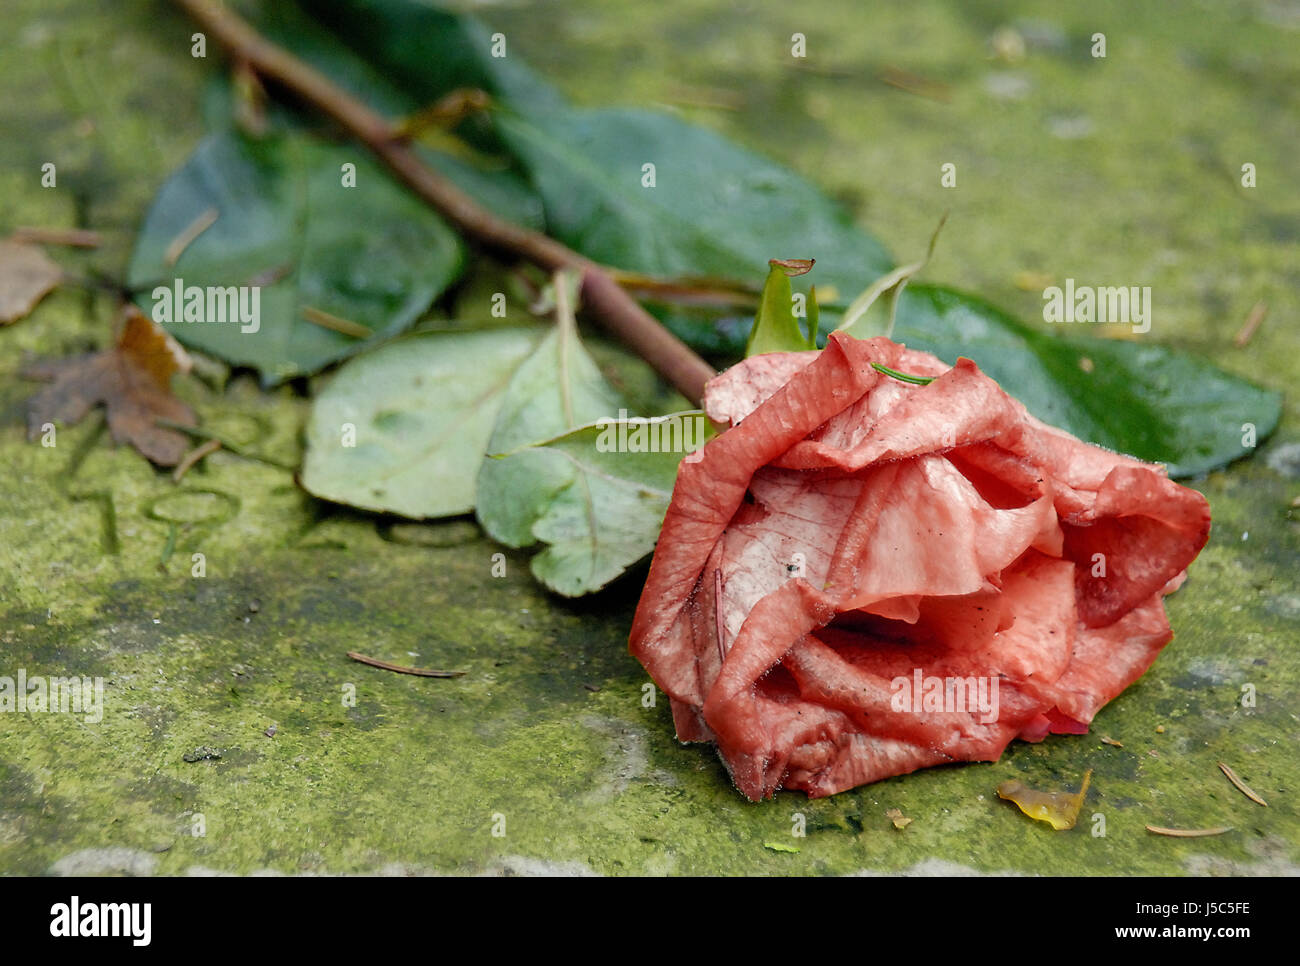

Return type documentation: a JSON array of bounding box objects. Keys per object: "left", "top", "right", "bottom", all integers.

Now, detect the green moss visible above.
[{"left": 0, "top": 0, "right": 1295, "bottom": 874}]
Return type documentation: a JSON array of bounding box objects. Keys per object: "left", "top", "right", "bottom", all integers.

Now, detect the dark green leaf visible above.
[
  {"left": 495, "top": 107, "right": 892, "bottom": 291},
  {"left": 202, "top": 2, "right": 546, "bottom": 231},
  {"left": 292, "top": 2, "right": 894, "bottom": 288},
  {"left": 127, "top": 131, "right": 464, "bottom": 384},
  {"left": 892, "top": 284, "right": 1282, "bottom": 477},
  {"left": 296, "top": 0, "right": 566, "bottom": 118}
]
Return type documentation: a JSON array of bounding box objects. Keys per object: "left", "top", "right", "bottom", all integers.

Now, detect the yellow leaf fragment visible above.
[
  {"left": 1013, "top": 270, "right": 1054, "bottom": 291},
  {"left": 884, "top": 808, "right": 912, "bottom": 830},
  {"left": 997, "top": 769, "right": 1092, "bottom": 830}
]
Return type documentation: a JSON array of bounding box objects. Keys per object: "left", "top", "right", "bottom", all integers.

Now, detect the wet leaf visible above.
[
  {"left": 474, "top": 274, "right": 711, "bottom": 596},
  {"left": 890, "top": 285, "right": 1282, "bottom": 477},
  {"left": 296, "top": 0, "right": 566, "bottom": 118},
  {"left": 24, "top": 307, "right": 196, "bottom": 466},
  {"left": 997, "top": 770, "right": 1092, "bottom": 831},
  {"left": 127, "top": 130, "right": 465, "bottom": 384},
  {"left": 0, "top": 238, "right": 62, "bottom": 324},
  {"left": 495, "top": 106, "right": 892, "bottom": 296},
  {"left": 300, "top": 328, "right": 540, "bottom": 518},
  {"left": 295, "top": 1, "right": 892, "bottom": 290}
]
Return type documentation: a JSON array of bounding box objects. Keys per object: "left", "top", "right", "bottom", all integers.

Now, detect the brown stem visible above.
[{"left": 173, "top": 0, "right": 716, "bottom": 404}]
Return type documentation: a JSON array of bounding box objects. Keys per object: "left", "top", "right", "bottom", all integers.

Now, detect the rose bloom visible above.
[{"left": 629, "top": 334, "right": 1211, "bottom": 800}]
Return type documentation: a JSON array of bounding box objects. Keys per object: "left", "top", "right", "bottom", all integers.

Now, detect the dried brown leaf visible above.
[
  {"left": 25, "top": 307, "right": 196, "bottom": 465},
  {"left": 0, "top": 238, "right": 62, "bottom": 324},
  {"left": 769, "top": 257, "right": 815, "bottom": 276}
]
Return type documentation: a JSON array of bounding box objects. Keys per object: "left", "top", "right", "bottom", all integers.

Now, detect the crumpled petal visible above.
[{"left": 630, "top": 333, "right": 1211, "bottom": 800}]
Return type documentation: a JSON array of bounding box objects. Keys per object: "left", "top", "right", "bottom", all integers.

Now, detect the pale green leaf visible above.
[
  {"left": 301, "top": 328, "right": 540, "bottom": 517},
  {"left": 500, "top": 415, "right": 710, "bottom": 597},
  {"left": 476, "top": 273, "right": 625, "bottom": 549}
]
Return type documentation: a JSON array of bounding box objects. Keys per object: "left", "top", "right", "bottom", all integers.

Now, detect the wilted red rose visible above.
[{"left": 629, "top": 333, "right": 1211, "bottom": 800}]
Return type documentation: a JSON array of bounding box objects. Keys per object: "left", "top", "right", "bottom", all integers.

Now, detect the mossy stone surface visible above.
[{"left": 0, "top": 0, "right": 1296, "bottom": 874}]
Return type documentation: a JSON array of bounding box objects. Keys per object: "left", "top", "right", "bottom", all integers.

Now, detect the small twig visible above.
[
  {"left": 300, "top": 305, "right": 374, "bottom": 339},
  {"left": 156, "top": 419, "right": 296, "bottom": 471},
  {"left": 878, "top": 65, "right": 952, "bottom": 103},
  {"left": 1233, "top": 301, "right": 1267, "bottom": 348},
  {"left": 606, "top": 267, "right": 761, "bottom": 308},
  {"left": 661, "top": 84, "right": 744, "bottom": 112},
  {"left": 871, "top": 362, "right": 934, "bottom": 385},
  {"left": 173, "top": 0, "right": 716, "bottom": 405},
  {"left": 246, "top": 262, "right": 294, "bottom": 288},
  {"left": 11, "top": 227, "right": 102, "bottom": 248},
  {"left": 1218, "top": 761, "right": 1268, "bottom": 806},
  {"left": 164, "top": 206, "right": 219, "bottom": 266},
  {"left": 172, "top": 437, "right": 222, "bottom": 482},
  {"left": 346, "top": 651, "right": 466, "bottom": 678},
  {"left": 1145, "top": 825, "right": 1233, "bottom": 838}
]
